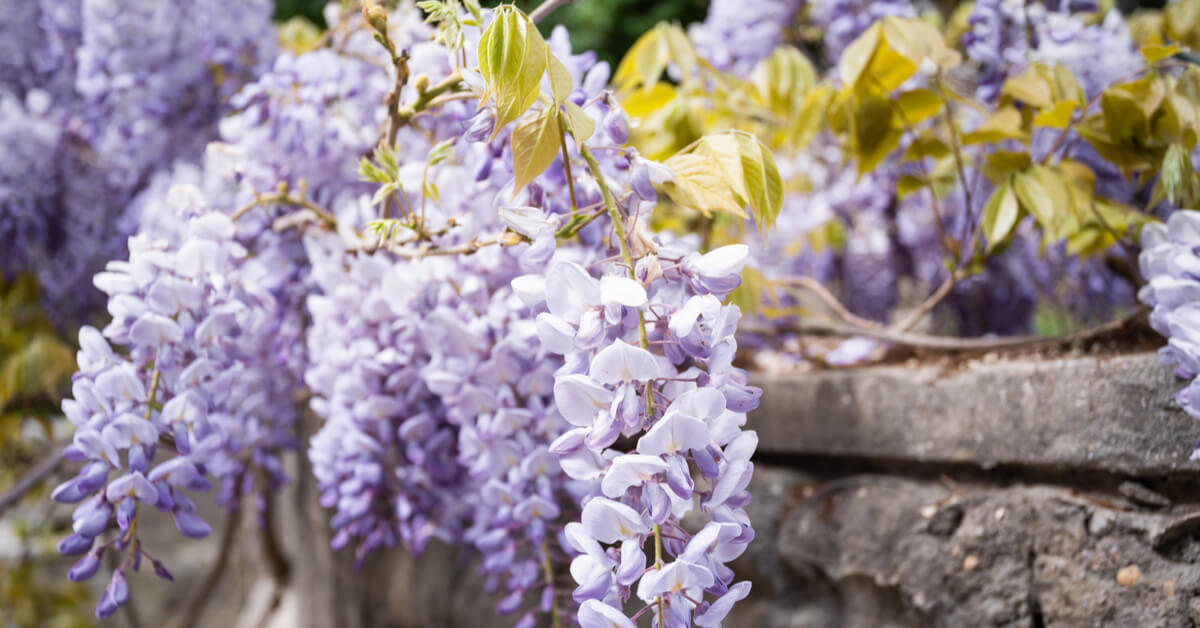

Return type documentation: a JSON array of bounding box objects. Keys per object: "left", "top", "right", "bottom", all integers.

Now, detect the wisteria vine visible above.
[{"left": 4, "top": 0, "right": 1197, "bottom": 626}]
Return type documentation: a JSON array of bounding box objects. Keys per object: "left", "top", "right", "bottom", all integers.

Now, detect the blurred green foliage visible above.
[
  {"left": 0, "top": 555, "right": 93, "bottom": 628},
  {"left": 275, "top": 0, "right": 329, "bottom": 27},
  {"left": 273, "top": 0, "right": 712, "bottom": 66},
  {"left": 507, "top": 0, "right": 710, "bottom": 67}
]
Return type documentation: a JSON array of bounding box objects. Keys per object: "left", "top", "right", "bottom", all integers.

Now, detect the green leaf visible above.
[
  {"left": 358, "top": 157, "right": 387, "bottom": 183},
  {"left": 424, "top": 180, "right": 441, "bottom": 207},
  {"left": 1013, "top": 167, "right": 1080, "bottom": 241},
  {"left": 477, "top": 7, "right": 547, "bottom": 135},
  {"left": 980, "top": 178, "right": 1019, "bottom": 250},
  {"left": 427, "top": 138, "right": 455, "bottom": 166},
  {"left": 982, "top": 150, "right": 1032, "bottom": 184},
  {"left": 1100, "top": 88, "right": 1149, "bottom": 146},
  {"left": 849, "top": 92, "right": 902, "bottom": 174},
  {"left": 511, "top": 105, "right": 562, "bottom": 195},
  {"left": 562, "top": 102, "right": 595, "bottom": 144}
]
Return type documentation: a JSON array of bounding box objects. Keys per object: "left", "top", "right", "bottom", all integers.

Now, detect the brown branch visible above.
[
  {"left": 0, "top": 445, "right": 64, "bottom": 515},
  {"left": 529, "top": 0, "right": 576, "bottom": 23},
  {"left": 258, "top": 492, "right": 291, "bottom": 585},
  {"left": 384, "top": 48, "right": 412, "bottom": 147},
  {"left": 749, "top": 305, "right": 1149, "bottom": 353},
  {"left": 161, "top": 507, "right": 242, "bottom": 628}
]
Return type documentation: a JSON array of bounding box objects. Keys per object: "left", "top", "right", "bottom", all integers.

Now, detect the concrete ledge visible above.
[{"left": 750, "top": 353, "right": 1200, "bottom": 475}]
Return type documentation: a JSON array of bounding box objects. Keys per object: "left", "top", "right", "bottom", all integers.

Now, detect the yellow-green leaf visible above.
[
  {"left": 895, "top": 88, "right": 943, "bottom": 126},
  {"left": 547, "top": 51, "right": 573, "bottom": 103},
  {"left": 562, "top": 102, "right": 595, "bottom": 144},
  {"left": 897, "top": 173, "right": 928, "bottom": 199},
  {"left": 661, "top": 24, "right": 700, "bottom": 84},
  {"left": 729, "top": 266, "right": 767, "bottom": 315},
  {"left": 1033, "top": 100, "right": 1078, "bottom": 129},
  {"left": 1142, "top": 42, "right": 1180, "bottom": 64},
  {"left": 662, "top": 153, "right": 743, "bottom": 217},
  {"left": 1162, "top": 142, "right": 1192, "bottom": 204},
  {"left": 982, "top": 150, "right": 1032, "bottom": 184},
  {"left": 849, "top": 92, "right": 902, "bottom": 174},
  {"left": 478, "top": 7, "right": 547, "bottom": 135},
  {"left": 1001, "top": 67, "right": 1054, "bottom": 108},
  {"left": 694, "top": 134, "right": 748, "bottom": 202},
  {"left": 980, "top": 178, "right": 1019, "bottom": 250},
  {"left": 838, "top": 22, "right": 882, "bottom": 90},
  {"left": 1100, "top": 87, "right": 1149, "bottom": 145},
  {"left": 510, "top": 105, "right": 562, "bottom": 195},
  {"left": 614, "top": 25, "right": 669, "bottom": 92},
  {"left": 735, "top": 134, "right": 784, "bottom": 235},
  {"left": 790, "top": 84, "right": 835, "bottom": 149},
  {"left": 751, "top": 46, "right": 817, "bottom": 116},
  {"left": 902, "top": 131, "right": 950, "bottom": 161},
  {"left": 962, "top": 107, "right": 1026, "bottom": 144}
]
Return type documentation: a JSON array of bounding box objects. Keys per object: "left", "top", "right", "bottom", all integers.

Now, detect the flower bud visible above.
[
  {"left": 362, "top": 3, "right": 388, "bottom": 35},
  {"left": 68, "top": 553, "right": 102, "bottom": 582}
]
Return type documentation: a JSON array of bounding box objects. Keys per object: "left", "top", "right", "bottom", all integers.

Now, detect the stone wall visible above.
[{"left": 105, "top": 351, "right": 1200, "bottom": 627}]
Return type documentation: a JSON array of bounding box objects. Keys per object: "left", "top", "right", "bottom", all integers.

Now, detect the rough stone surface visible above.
[
  {"left": 751, "top": 352, "right": 1200, "bottom": 475},
  {"left": 777, "top": 475, "right": 1200, "bottom": 628}
]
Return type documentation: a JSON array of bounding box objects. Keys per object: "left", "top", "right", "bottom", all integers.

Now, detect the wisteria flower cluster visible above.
[
  {"left": 0, "top": 0, "right": 276, "bottom": 324},
  {"left": 53, "top": 195, "right": 303, "bottom": 617}
]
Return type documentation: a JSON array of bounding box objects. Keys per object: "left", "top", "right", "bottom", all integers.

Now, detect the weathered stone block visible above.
[{"left": 751, "top": 353, "right": 1199, "bottom": 475}]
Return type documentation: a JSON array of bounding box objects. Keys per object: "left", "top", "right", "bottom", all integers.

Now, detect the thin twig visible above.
[
  {"left": 380, "top": 232, "right": 511, "bottom": 259},
  {"left": 393, "top": 72, "right": 466, "bottom": 129},
  {"left": 529, "top": 0, "right": 575, "bottom": 23},
  {"left": 936, "top": 71, "right": 975, "bottom": 257},
  {"left": 232, "top": 190, "right": 337, "bottom": 227},
  {"left": 0, "top": 445, "right": 65, "bottom": 515},
  {"left": 894, "top": 272, "right": 959, "bottom": 332},
  {"left": 161, "top": 507, "right": 242, "bottom": 628},
  {"left": 776, "top": 276, "right": 884, "bottom": 331}
]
